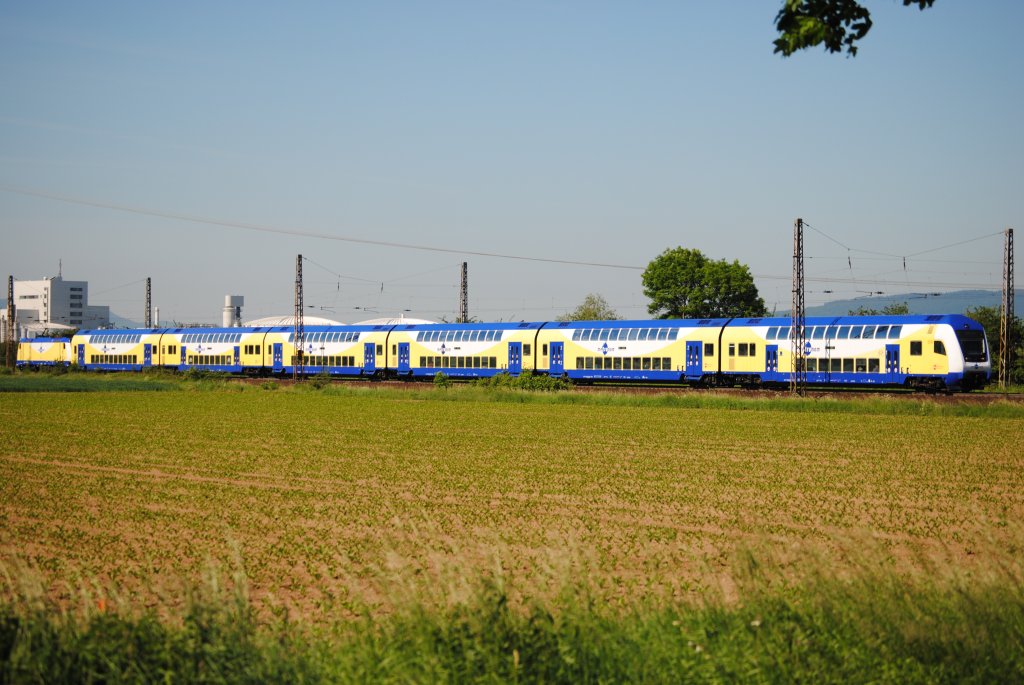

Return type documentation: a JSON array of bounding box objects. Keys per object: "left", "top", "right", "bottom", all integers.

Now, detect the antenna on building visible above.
[
  {"left": 58, "top": 259, "right": 62, "bottom": 278},
  {"left": 293, "top": 254, "right": 305, "bottom": 381},
  {"left": 145, "top": 277, "right": 152, "bottom": 328},
  {"left": 459, "top": 261, "right": 469, "bottom": 323},
  {"left": 791, "top": 218, "right": 807, "bottom": 396},
  {"left": 5, "top": 275, "right": 15, "bottom": 368},
  {"left": 1000, "top": 228, "right": 1015, "bottom": 390}
]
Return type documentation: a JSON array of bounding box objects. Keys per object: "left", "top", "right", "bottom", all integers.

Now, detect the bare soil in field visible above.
[{"left": 2, "top": 389, "right": 1022, "bottom": 619}]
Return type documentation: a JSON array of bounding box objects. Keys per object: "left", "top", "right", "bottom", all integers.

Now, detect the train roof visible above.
[
  {"left": 19, "top": 337, "right": 70, "bottom": 343},
  {"left": 547, "top": 318, "right": 730, "bottom": 329},
  {"left": 390, "top": 321, "right": 546, "bottom": 331},
  {"left": 723, "top": 314, "right": 983, "bottom": 328}
]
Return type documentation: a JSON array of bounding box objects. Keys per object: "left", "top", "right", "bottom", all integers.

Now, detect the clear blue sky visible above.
[{"left": 1, "top": 1, "right": 1021, "bottom": 324}]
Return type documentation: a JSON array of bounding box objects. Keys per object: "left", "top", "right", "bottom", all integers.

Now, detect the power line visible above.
[
  {"left": 1, "top": 185, "right": 642, "bottom": 270},
  {"left": 4, "top": 185, "right": 1008, "bottom": 298}
]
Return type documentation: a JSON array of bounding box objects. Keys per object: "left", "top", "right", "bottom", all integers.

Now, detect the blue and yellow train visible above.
[{"left": 18, "top": 314, "right": 991, "bottom": 391}]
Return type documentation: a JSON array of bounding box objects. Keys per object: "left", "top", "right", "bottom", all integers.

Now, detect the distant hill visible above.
[
  {"left": 109, "top": 312, "right": 142, "bottom": 328},
  {"left": 795, "top": 290, "right": 1022, "bottom": 317}
]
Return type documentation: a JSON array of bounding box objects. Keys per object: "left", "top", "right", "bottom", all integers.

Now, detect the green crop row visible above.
[{"left": 2, "top": 548, "right": 1023, "bottom": 684}]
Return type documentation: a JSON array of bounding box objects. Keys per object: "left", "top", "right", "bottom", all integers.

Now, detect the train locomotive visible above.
[{"left": 18, "top": 314, "right": 991, "bottom": 391}]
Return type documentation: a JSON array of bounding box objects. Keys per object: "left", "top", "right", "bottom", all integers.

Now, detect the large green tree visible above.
[
  {"left": 556, "top": 293, "right": 618, "bottom": 322},
  {"left": 774, "top": 0, "right": 935, "bottom": 57},
  {"left": 642, "top": 248, "right": 768, "bottom": 320}
]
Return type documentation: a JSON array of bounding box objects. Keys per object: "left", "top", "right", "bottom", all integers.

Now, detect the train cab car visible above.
[
  {"left": 537, "top": 319, "right": 728, "bottom": 383},
  {"left": 757, "top": 314, "right": 990, "bottom": 390},
  {"left": 16, "top": 337, "right": 71, "bottom": 368},
  {"left": 72, "top": 329, "right": 164, "bottom": 371},
  {"left": 388, "top": 322, "right": 544, "bottom": 378},
  {"left": 261, "top": 324, "right": 394, "bottom": 377}
]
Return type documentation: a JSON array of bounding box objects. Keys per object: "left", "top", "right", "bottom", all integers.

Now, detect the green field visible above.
[{"left": 2, "top": 381, "right": 1023, "bottom": 680}]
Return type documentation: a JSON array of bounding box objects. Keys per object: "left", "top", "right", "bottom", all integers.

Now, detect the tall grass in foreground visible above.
[{"left": 2, "top": 552, "right": 1022, "bottom": 683}]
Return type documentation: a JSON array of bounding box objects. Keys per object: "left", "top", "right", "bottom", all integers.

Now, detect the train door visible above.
[
  {"left": 143, "top": 344, "right": 152, "bottom": 367},
  {"left": 181, "top": 346, "right": 187, "bottom": 367},
  {"left": 766, "top": 345, "right": 778, "bottom": 379},
  {"left": 233, "top": 345, "right": 240, "bottom": 367},
  {"left": 685, "top": 341, "right": 702, "bottom": 379},
  {"left": 273, "top": 343, "right": 283, "bottom": 372},
  {"left": 508, "top": 342, "right": 522, "bottom": 376},
  {"left": 550, "top": 342, "right": 564, "bottom": 375},
  {"left": 364, "top": 342, "right": 376, "bottom": 373},
  {"left": 398, "top": 343, "right": 410, "bottom": 373},
  {"left": 885, "top": 344, "right": 900, "bottom": 383},
  {"left": 77, "top": 344, "right": 85, "bottom": 366}
]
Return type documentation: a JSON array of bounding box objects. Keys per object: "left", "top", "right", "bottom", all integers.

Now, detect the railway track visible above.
[{"left": 226, "top": 376, "right": 1024, "bottom": 404}]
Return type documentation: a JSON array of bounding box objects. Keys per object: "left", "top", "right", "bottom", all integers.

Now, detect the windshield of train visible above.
[{"left": 955, "top": 330, "right": 988, "bottom": 362}]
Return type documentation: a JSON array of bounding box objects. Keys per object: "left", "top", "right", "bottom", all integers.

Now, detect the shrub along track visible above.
[{"left": 227, "top": 376, "right": 1024, "bottom": 404}]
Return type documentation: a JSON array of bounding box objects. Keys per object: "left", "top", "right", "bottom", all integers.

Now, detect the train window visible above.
[
  {"left": 837, "top": 327, "right": 849, "bottom": 339},
  {"left": 376, "top": 344, "right": 383, "bottom": 355},
  {"left": 778, "top": 326, "right": 790, "bottom": 340},
  {"left": 750, "top": 344, "right": 756, "bottom": 356},
  {"left": 623, "top": 358, "right": 631, "bottom": 370},
  {"left": 812, "top": 327, "right": 825, "bottom": 340},
  {"left": 656, "top": 329, "right": 667, "bottom": 341},
  {"left": 627, "top": 329, "right": 639, "bottom": 341},
  {"left": 888, "top": 325, "right": 902, "bottom": 339},
  {"left": 872, "top": 326, "right": 887, "bottom": 339},
  {"left": 489, "top": 356, "right": 497, "bottom": 367},
  {"left": 705, "top": 343, "right": 714, "bottom": 356},
  {"left": 392, "top": 345, "right": 397, "bottom": 355},
  {"left": 542, "top": 344, "right": 548, "bottom": 356},
  {"left": 729, "top": 343, "right": 736, "bottom": 357},
  {"left": 831, "top": 359, "right": 842, "bottom": 372},
  {"left": 934, "top": 341, "right": 946, "bottom": 356},
  {"left": 855, "top": 358, "right": 867, "bottom": 373},
  {"left": 826, "top": 326, "right": 838, "bottom": 339},
  {"left": 576, "top": 357, "right": 583, "bottom": 369},
  {"left": 523, "top": 344, "right": 531, "bottom": 356},
  {"left": 633, "top": 357, "right": 641, "bottom": 369},
  {"left": 572, "top": 330, "right": 582, "bottom": 341},
  {"left": 668, "top": 330, "right": 678, "bottom": 340},
  {"left": 642, "top": 357, "right": 651, "bottom": 370},
  {"left": 767, "top": 327, "right": 778, "bottom": 340},
  {"left": 850, "top": 326, "right": 864, "bottom": 339},
  {"left": 869, "top": 359, "right": 880, "bottom": 373},
  {"left": 862, "top": 326, "right": 875, "bottom": 339},
  {"left": 807, "top": 358, "right": 817, "bottom": 372},
  {"left": 738, "top": 343, "right": 748, "bottom": 356},
  {"left": 662, "top": 357, "right": 671, "bottom": 369},
  {"left": 613, "top": 357, "right": 622, "bottom": 370},
  {"left": 585, "top": 357, "right": 594, "bottom": 370},
  {"left": 910, "top": 341, "right": 922, "bottom": 356}
]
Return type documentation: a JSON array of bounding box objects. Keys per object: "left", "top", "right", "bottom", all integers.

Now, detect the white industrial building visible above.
[{"left": 1, "top": 275, "right": 109, "bottom": 341}]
